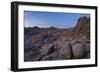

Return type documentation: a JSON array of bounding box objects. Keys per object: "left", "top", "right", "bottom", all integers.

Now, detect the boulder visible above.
[
  {"left": 60, "top": 43, "right": 72, "bottom": 59},
  {"left": 39, "top": 43, "right": 54, "bottom": 55},
  {"left": 53, "top": 40, "right": 67, "bottom": 50},
  {"left": 72, "top": 44, "right": 85, "bottom": 59}
]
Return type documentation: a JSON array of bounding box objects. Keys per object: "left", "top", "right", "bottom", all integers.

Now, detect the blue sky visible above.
[{"left": 24, "top": 11, "right": 90, "bottom": 29}]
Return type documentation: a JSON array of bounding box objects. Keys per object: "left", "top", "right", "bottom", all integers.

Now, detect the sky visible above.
[{"left": 24, "top": 11, "right": 90, "bottom": 29}]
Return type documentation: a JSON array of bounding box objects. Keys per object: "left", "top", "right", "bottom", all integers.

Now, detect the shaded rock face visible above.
[
  {"left": 24, "top": 16, "right": 90, "bottom": 61},
  {"left": 72, "top": 44, "right": 85, "bottom": 59},
  {"left": 24, "top": 46, "right": 41, "bottom": 61},
  {"left": 59, "top": 43, "right": 72, "bottom": 59},
  {"left": 39, "top": 44, "right": 54, "bottom": 55}
]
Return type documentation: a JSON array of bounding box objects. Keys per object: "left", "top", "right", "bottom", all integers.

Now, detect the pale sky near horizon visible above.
[{"left": 24, "top": 11, "right": 90, "bottom": 29}]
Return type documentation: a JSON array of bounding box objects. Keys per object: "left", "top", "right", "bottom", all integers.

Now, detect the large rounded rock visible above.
[
  {"left": 72, "top": 44, "right": 85, "bottom": 59},
  {"left": 60, "top": 43, "right": 72, "bottom": 59},
  {"left": 39, "top": 43, "right": 54, "bottom": 55},
  {"left": 53, "top": 40, "right": 68, "bottom": 50}
]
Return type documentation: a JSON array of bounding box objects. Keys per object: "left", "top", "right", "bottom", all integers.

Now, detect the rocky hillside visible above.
[
  {"left": 59, "top": 16, "right": 90, "bottom": 41},
  {"left": 24, "top": 16, "right": 90, "bottom": 61}
]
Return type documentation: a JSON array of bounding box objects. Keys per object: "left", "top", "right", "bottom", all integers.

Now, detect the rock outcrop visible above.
[
  {"left": 39, "top": 43, "right": 54, "bottom": 55},
  {"left": 72, "top": 44, "right": 85, "bottom": 59},
  {"left": 59, "top": 43, "right": 72, "bottom": 59},
  {"left": 61, "top": 16, "right": 90, "bottom": 41}
]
